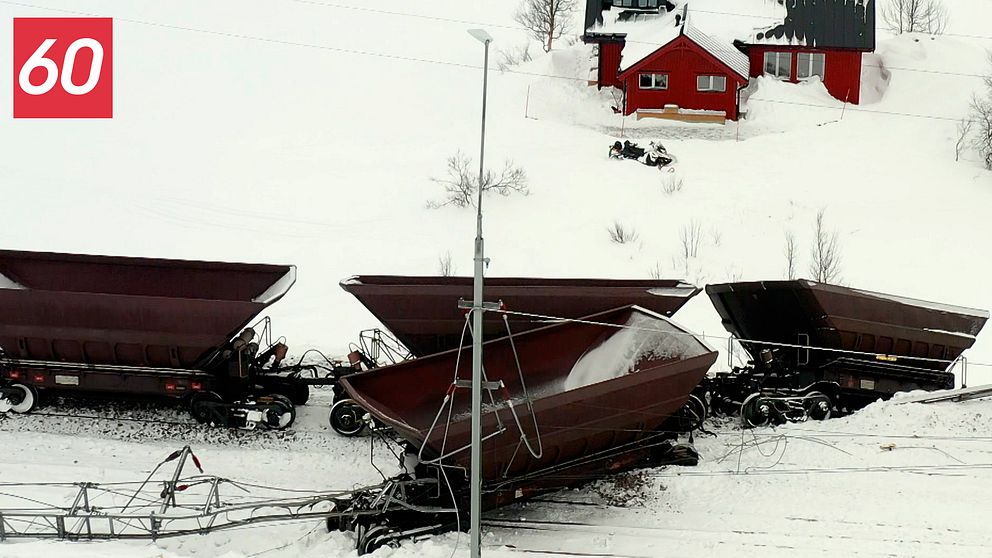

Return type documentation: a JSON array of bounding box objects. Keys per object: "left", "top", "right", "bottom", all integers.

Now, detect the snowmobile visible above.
[{"left": 609, "top": 140, "right": 676, "bottom": 170}]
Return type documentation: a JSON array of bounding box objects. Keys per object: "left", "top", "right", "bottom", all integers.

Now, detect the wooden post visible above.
[{"left": 525, "top": 85, "right": 530, "bottom": 119}]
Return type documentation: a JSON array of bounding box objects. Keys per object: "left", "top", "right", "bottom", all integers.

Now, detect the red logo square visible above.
[{"left": 13, "top": 18, "right": 113, "bottom": 118}]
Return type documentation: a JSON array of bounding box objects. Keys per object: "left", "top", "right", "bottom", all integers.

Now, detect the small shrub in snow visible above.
[
  {"left": 608, "top": 220, "right": 638, "bottom": 244},
  {"left": 661, "top": 175, "right": 684, "bottom": 195},
  {"left": 808, "top": 209, "right": 842, "bottom": 284},
  {"left": 648, "top": 261, "right": 663, "bottom": 279},
  {"left": 881, "top": 0, "right": 948, "bottom": 35},
  {"left": 428, "top": 151, "right": 529, "bottom": 209},
  {"left": 709, "top": 226, "right": 723, "bottom": 247},
  {"left": 514, "top": 0, "right": 576, "bottom": 52},
  {"left": 438, "top": 252, "right": 456, "bottom": 276},
  {"left": 496, "top": 43, "right": 533, "bottom": 72}
]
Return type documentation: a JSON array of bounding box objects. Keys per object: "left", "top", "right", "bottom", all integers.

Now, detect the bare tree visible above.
[
  {"left": 881, "top": 0, "right": 949, "bottom": 35},
  {"left": 679, "top": 219, "right": 702, "bottom": 260},
  {"left": 428, "top": 151, "right": 529, "bottom": 209},
  {"left": 971, "top": 95, "right": 992, "bottom": 170},
  {"left": 784, "top": 230, "right": 798, "bottom": 280},
  {"left": 438, "top": 252, "right": 456, "bottom": 276},
  {"left": 608, "top": 220, "right": 638, "bottom": 244},
  {"left": 969, "top": 57, "right": 992, "bottom": 170},
  {"left": 514, "top": 0, "right": 576, "bottom": 53},
  {"left": 956, "top": 117, "right": 974, "bottom": 162},
  {"left": 808, "top": 209, "right": 842, "bottom": 284}
]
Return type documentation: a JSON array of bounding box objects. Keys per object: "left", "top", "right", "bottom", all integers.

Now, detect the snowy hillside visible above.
[{"left": 2, "top": 0, "right": 992, "bottom": 556}]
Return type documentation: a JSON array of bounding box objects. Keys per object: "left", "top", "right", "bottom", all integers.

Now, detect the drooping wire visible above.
[{"left": 501, "top": 313, "right": 543, "bottom": 460}]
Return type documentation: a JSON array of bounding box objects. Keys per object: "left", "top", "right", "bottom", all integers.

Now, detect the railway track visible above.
[{"left": 484, "top": 515, "right": 992, "bottom": 558}]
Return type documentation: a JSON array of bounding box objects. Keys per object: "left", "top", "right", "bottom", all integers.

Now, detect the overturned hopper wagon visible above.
[
  {"left": 332, "top": 305, "right": 717, "bottom": 551},
  {"left": 339, "top": 275, "right": 700, "bottom": 356},
  {"left": 0, "top": 249, "right": 309, "bottom": 429},
  {"left": 702, "top": 280, "right": 989, "bottom": 425}
]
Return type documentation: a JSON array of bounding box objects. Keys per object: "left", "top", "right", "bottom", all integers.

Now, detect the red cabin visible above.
[
  {"left": 617, "top": 22, "right": 749, "bottom": 120},
  {"left": 583, "top": 0, "right": 876, "bottom": 121}
]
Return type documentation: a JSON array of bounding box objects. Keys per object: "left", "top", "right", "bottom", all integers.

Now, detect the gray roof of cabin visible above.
[
  {"left": 585, "top": 0, "right": 875, "bottom": 51},
  {"left": 748, "top": 0, "right": 875, "bottom": 50}
]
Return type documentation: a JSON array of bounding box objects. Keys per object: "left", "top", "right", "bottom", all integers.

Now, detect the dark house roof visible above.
[
  {"left": 746, "top": 0, "right": 875, "bottom": 50},
  {"left": 586, "top": 0, "right": 875, "bottom": 51},
  {"left": 583, "top": 0, "right": 676, "bottom": 36}
]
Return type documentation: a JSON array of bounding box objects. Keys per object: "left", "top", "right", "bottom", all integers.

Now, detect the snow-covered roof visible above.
[
  {"left": 601, "top": 15, "right": 683, "bottom": 72},
  {"left": 590, "top": 4, "right": 749, "bottom": 78},
  {"left": 682, "top": 18, "right": 749, "bottom": 78}
]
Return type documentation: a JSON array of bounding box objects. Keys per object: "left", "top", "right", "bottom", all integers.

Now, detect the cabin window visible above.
[
  {"left": 697, "top": 75, "right": 726, "bottom": 92},
  {"left": 763, "top": 52, "right": 792, "bottom": 79},
  {"left": 639, "top": 73, "right": 668, "bottom": 90},
  {"left": 797, "top": 52, "right": 826, "bottom": 80}
]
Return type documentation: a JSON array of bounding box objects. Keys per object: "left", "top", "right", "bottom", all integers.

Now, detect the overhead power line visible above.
[
  {"left": 0, "top": 1, "right": 983, "bottom": 125},
  {"left": 284, "top": 0, "right": 991, "bottom": 80}
]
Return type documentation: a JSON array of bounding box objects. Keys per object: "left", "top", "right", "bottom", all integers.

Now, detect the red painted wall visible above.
[
  {"left": 619, "top": 36, "right": 746, "bottom": 120},
  {"left": 745, "top": 46, "right": 863, "bottom": 104},
  {"left": 598, "top": 41, "right": 624, "bottom": 89}
]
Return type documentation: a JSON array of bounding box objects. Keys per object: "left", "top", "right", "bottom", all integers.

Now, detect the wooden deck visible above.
[{"left": 635, "top": 106, "right": 727, "bottom": 124}]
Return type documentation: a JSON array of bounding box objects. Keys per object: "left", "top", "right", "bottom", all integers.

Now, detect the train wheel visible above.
[
  {"left": 1, "top": 384, "right": 37, "bottom": 414},
  {"left": 189, "top": 391, "right": 224, "bottom": 424},
  {"left": 740, "top": 393, "right": 771, "bottom": 428},
  {"left": 330, "top": 399, "right": 367, "bottom": 437},
  {"left": 263, "top": 394, "right": 296, "bottom": 430},
  {"left": 804, "top": 391, "right": 832, "bottom": 421},
  {"left": 358, "top": 524, "right": 398, "bottom": 555},
  {"left": 672, "top": 394, "right": 707, "bottom": 432}
]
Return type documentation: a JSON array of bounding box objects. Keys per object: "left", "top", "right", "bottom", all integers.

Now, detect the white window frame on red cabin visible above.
[
  {"left": 639, "top": 73, "right": 669, "bottom": 90},
  {"left": 797, "top": 52, "right": 826, "bottom": 80},
  {"left": 763, "top": 51, "right": 792, "bottom": 80},
  {"left": 697, "top": 75, "right": 727, "bottom": 92}
]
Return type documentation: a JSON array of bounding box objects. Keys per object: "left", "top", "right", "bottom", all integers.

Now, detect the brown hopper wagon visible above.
[
  {"left": 0, "top": 249, "right": 309, "bottom": 429},
  {"left": 702, "top": 280, "right": 989, "bottom": 425},
  {"left": 339, "top": 275, "right": 700, "bottom": 356}
]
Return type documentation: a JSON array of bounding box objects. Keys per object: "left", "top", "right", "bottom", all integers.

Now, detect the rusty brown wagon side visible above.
[
  {"left": 340, "top": 305, "right": 717, "bottom": 508},
  {"left": 340, "top": 275, "right": 700, "bottom": 356},
  {"left": 0, "top": 249, "right": 295, "bottom": 369},
  {"left": 0, "top": 249, "right": 298, "bottom": 406}
]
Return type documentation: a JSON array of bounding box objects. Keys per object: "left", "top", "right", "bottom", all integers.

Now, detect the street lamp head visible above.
[{"left": 468, "top": 28, "right": 493, "bottom": 44}]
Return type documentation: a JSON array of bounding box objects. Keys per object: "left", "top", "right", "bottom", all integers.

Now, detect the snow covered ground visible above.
[
  {"left": 2, "top": 393, "right": 991, "bottom": 557},
  {"left": 2, "top": 0, "right": 992, "bottom": 555}
]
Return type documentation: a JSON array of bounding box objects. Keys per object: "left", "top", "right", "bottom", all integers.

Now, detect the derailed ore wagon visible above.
[
  {"left": 0, "top": 250, "right": 314, "bottom": 429},
  {"left": 329, "top": 275, "right": 702, "bottom": 434},
  {"left": 328, "top": 305, "right": 718, "bottom": 553},
  {"left": 701, "top": 280, "right": 989, "bottom": 426}
]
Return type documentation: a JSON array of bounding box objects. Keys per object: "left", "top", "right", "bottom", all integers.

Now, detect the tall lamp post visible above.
[{"left": 466, "top": 27, "right": 492, "bottom": 558}]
